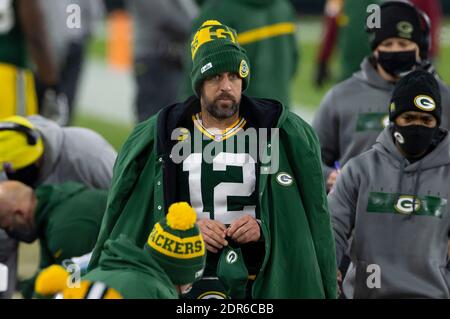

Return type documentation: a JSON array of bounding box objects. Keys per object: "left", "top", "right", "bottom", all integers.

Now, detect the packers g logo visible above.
[
  {"left": 397, "top": 21, "right": 413, "bottom": 38},
  {"left": 239, "top": 60, "right": 249, "bottom": 78},
  {"left": 276, "top": 172, "right": 293, "bottom": 186},
  {"left": 414, "top": 95, "right": 436, "bottom": 112},
  {"left": 226, "top": 251, "right": 238, "bottom": 264},
  {"left": 394, "top": 196, "right": 421, "bottom": 215}
]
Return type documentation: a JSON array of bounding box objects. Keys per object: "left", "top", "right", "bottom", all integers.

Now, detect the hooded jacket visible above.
[
  {"left": 28, "top": 115, "right": 117, "bottom": 189},
  {"left": 181, "top": 0, "right": 298, "bottom": 107},
  {"left": 313, "top": 57, "right": 450, "bottom": 180},
  {"left": 83, "top": 235, "right": 178, "bottom": 299},
  {"left": 87, "top": 95, "right": 337, "bottom": 299},
  {"left": 329, "top": 127, "right": 450, "bottom": 299}
]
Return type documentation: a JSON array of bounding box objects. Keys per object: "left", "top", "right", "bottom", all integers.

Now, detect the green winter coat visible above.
[
  {"left": 83, "top": 235, "right": 178, "bottom": 299},
  {"left": 181, "top": 0, "right": 298, "bottom": 107},
  {"left": 88, "top": 95, "right": 337, "bottom": 299}
]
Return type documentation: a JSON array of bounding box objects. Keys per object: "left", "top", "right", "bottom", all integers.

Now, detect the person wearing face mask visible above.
[
  {"left": 0, "top": 181, "right": 107, "bottom": 298},
  {"left": 312, "top": 0, "right": 450, "bottom": 193},
  {"left": 81, "top": 203, "right": 206, "bottom": 299},
  {"left": 329, "top": 70, "right": 450, "bottom": 299}
]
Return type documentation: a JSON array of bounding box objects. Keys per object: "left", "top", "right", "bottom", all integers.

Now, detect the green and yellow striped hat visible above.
[
  {"left": 146, "top": 202, "right": 206, "bottom": 285},
  {"left": 190, "top": 20, "right": 250, "bottom": 96}
]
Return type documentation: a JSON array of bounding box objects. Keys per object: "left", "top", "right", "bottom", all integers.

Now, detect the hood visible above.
[
  {"left": 98, "top": 235, "right": 172, "bottom": 285},
  {"left": 353, "top": 57, "right": 395, "bottom": 92},
  {"left": 28, "top": 116, "right": 64, "bottom": 182},
  {"left": 373, "top": 127, "right": 450, "bottom": 172}
]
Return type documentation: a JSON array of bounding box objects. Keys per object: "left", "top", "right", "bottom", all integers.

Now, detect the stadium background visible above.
[{"left": 14, "top": 1, "right": 450, "bottom": 298}]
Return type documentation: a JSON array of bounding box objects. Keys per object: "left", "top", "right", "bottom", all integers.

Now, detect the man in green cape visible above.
[{"left": 88, "top": 20, "right": 337, "bottom": 299}]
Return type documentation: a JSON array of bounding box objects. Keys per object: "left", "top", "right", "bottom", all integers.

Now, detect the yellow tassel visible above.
[
  {"left": 35, "top": 265, "right": 69, "bottom": 296},
  {"left": 166, "top": 202, "right": 197, "bottom": 231}
]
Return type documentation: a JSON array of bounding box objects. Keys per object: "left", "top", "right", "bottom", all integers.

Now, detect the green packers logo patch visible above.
[
  {"left": 276, "top": 172, "right": 293, "bottom": 186},
  {"left": 414, "top": 95, "right": 436, "bottom": 112},
  {"left": 356, "top": 113, "right": 389, "bottom": 132},
  {"left": 394, "top": 196, "right": 421, "bottom": 215},
  {"left": 177, "top": 128, "right": 190, "bottom": 142},
  {"left": 367, "top": 192, "right": 446, "bottom": 218},
  {"left": 239, "top": 60, "right": 249, "bottom": 78},
  {"left": 197, "top": 291, "right": 227, "bottom": 299},
  {"left": 397, "top": 21, "right": 413, "bottom": 39},
  {"left": 226, "top": 250, "right": 238, "bottom": 264}
]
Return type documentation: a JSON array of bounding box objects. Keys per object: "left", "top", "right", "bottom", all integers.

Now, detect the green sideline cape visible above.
[{"left": 88, "top": 96, "right": 337, "bottom": 298}]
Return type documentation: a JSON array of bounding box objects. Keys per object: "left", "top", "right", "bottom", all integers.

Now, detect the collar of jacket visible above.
[{"left": 155, "top": 94, "right": 284, "bottom": 209}]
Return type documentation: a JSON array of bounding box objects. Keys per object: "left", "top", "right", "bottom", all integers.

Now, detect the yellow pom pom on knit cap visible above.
[
  {"left": 146, "top": 202, "right": 206, "bottom": 285},
  {"left": 34, "top": 265, "right": 69, "bottom": 296},
  {"left": 0, "top": 116, "right": 44, "bottom": 171},
  {"left": 166, "top": 202, "right": 197, "bottom": 231}
]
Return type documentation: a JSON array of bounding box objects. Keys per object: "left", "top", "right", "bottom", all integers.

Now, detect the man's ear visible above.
[{"left": 13, "top": 207, "right": 28, "bottom": 222}]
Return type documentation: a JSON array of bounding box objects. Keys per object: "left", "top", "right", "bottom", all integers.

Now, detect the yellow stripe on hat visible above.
[
  {"left": 148, "top": 223, "right": 205, "bottom": 259},
  {"left": 237, "top": 22, "right": 296, "bottom": 45},
  {"left": 191, "top": 20, "right": 238, "bottom": 60},
  {"left": 0, "top": 116, "right": 44, "bottom": 171}
]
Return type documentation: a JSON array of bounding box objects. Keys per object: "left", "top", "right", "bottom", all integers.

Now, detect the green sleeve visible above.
[{"left": 283, "top": 112, "right": 338, "bottom": 299}]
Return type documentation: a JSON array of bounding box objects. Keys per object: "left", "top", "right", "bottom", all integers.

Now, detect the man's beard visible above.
[{"left": 203, "top": 92, "right": 240, "bottom": 120}]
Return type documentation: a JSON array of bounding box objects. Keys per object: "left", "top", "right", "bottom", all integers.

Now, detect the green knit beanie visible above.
[
  {"left": 190, "top": 20, "right": 250, "bottom": 96},
  {"left": 145, "top": 202, "right": 206, "bottom": 285}
]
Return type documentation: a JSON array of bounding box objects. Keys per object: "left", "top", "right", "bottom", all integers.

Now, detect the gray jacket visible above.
[
  {"left": 329, "top": 127, "right": 450, "bottom": 298},
  {"left": 29, "top": 116, "right": 117, "bottom": 189},
  {"left": 313, "top": 57, "right": 450, "bottom": 179}
]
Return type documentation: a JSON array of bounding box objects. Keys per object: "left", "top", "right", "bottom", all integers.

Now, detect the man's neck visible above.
[{"left": 199, "top": 108, "right": 240, "bottom": 131}]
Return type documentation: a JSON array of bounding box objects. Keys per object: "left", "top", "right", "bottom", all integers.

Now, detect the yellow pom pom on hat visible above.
[
  {"left": 0, "top": 116, "right": 44, "bottom": 171},
  {"left": 146, "top": 202, "right": 206, "bottom": 285},
  {"left": 35, "top": 265, "right": 69, "bottom": 296},
  {"left": 166, "top": 202, "right": 197, "bottom": 231}
]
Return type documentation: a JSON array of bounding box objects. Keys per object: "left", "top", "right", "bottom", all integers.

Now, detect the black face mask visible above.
[
  {"left": 377, "top": 50, "right": 418, "bottom": 78},
  {"left": 6, "top": 164, "right": 40, "bottom": 188},
  {"left": 5, "top": 222, "right": 38, "bottom": 243},
  {"left": 393, "top": 124, "right": 437, "bottom": 157}
]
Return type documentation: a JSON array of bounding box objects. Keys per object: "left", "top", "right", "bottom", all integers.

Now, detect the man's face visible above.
[
  {"left": 374, "top": 37, "right": 420, "bottom": 60},
  {"left": 200, "top": 72, "right": 242, "bottom": 120},
  {"left": 395, "top": 111, "right": 437, "bottom": 128},
  {"left": 0, "top": 194, "right": 37, "bottom": 243}
]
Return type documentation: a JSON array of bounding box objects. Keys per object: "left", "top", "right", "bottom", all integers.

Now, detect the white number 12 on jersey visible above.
[{"left": 183, "top": 152, "right": 256, "bottom": 224}]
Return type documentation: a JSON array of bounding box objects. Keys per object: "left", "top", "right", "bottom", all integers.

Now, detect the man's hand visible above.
[
  {"left": 326, "top": 170, "right": 339, "bottom": 192},
  {"left": 226, "top": 215, "right": 260, "bottom": 245},
  {"left": 197, "top": 219, "right": 228, "bottom": 253}
]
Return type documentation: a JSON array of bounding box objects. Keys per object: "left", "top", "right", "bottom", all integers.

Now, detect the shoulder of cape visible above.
[{"left": 113, "top": 115, "right": 158, "bottom": 170}]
